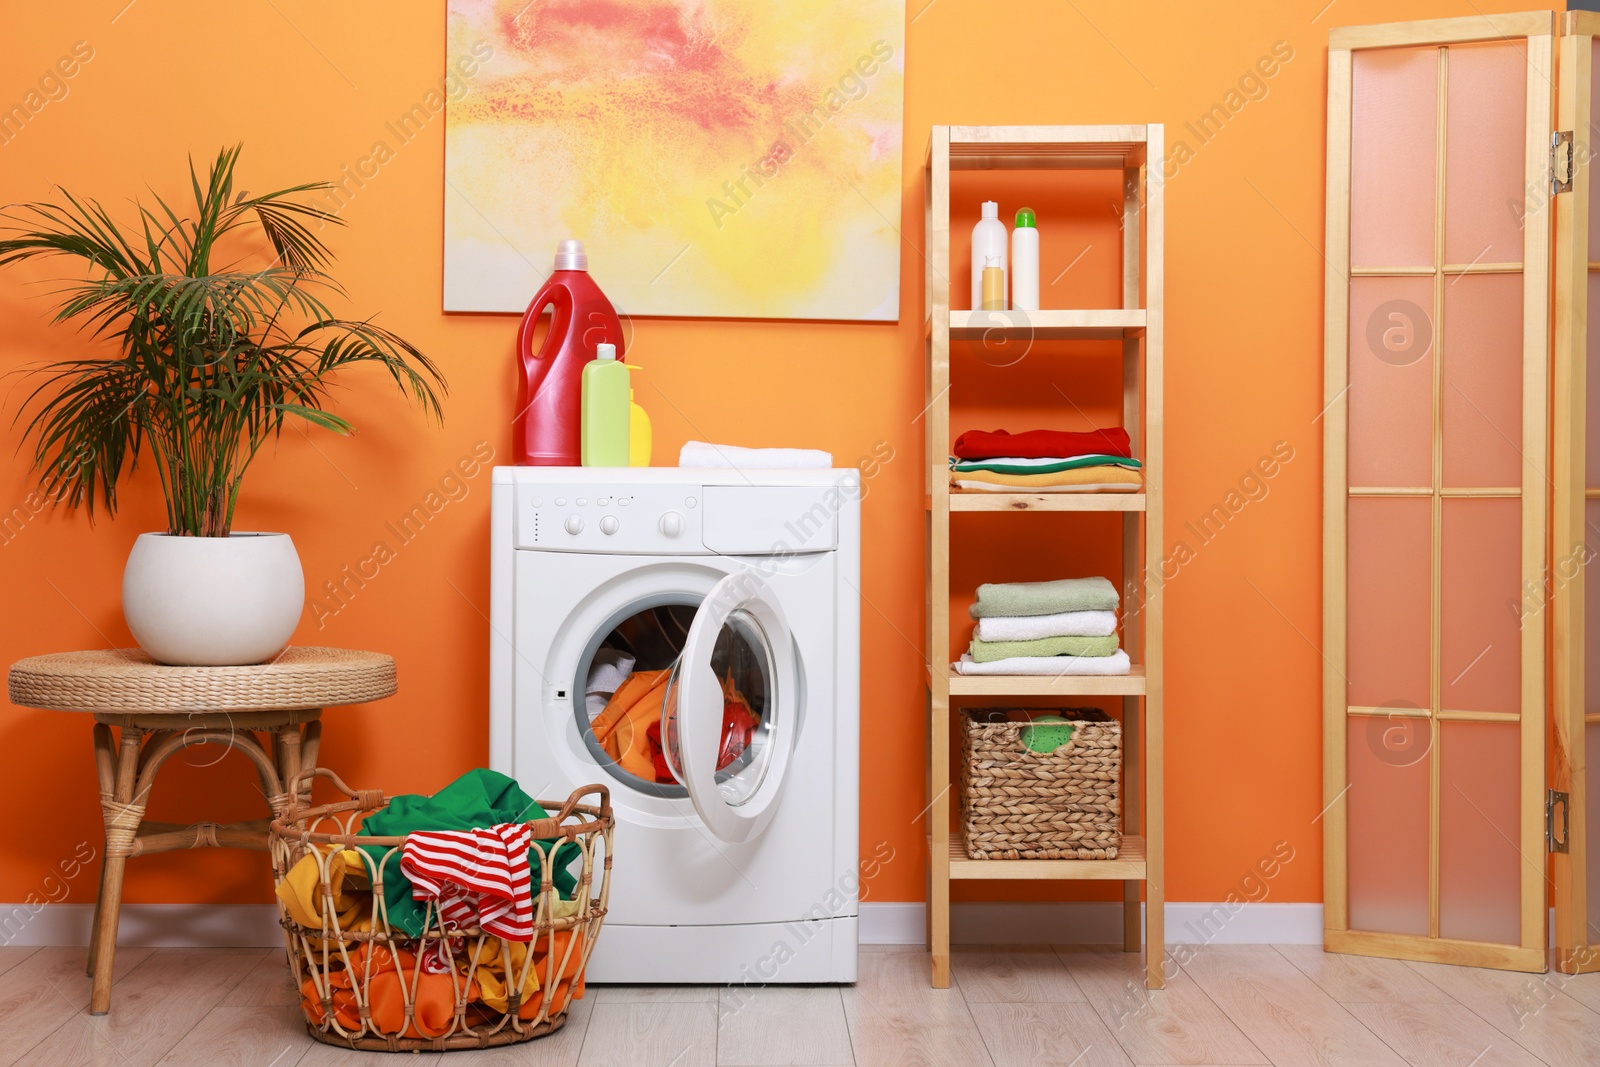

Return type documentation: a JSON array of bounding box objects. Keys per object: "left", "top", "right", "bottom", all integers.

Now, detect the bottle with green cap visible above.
[
  {"left": 580, "top": 342, "right": 630, "bottom": 466},
  {"left": 1012, "top": 206, "right": 1039, "bottom": 312}
]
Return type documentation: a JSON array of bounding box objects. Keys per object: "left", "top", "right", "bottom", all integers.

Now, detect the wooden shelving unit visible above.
[{"left": 923, "top": 125, "right": 1164, "bottom": 989}]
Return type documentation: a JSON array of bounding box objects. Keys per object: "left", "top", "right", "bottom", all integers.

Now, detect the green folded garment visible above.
[
  {"left": 969, "top": 634, "right": 1120, "bottom": 662},
  {"left": 950, "top": 455, "right": 1142, "bottom": 475},
  {"left": 359, "top": 768, "right": 579, "bottom": 937},
  {"left": 969, "top": 576, "right": 1120, "bottom": 618}
]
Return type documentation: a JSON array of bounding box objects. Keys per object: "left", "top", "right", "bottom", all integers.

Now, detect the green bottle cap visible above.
[{"left": 1015, "top": 207, "right": 1036, "bottom": 228}]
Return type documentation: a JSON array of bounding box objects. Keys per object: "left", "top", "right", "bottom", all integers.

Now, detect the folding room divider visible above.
[
  {"left": 1322, "top": 11, "right": 1600, "bottom": 974},
  {"left": 1552, "top": 10, "right": 1600, "bottom": 978}
]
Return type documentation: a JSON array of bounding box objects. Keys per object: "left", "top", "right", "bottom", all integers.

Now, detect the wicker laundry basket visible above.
[
  {"left": 961, "top": 708, "right": 1121, "bottom": 860},
  {"left": 270, "top": 773, "right": 612, "bottom": 1052}
]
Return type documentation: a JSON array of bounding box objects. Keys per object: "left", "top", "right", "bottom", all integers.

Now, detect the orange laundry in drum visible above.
[{"left": 592, "top": 667, "right": 758, "bottom": 785}]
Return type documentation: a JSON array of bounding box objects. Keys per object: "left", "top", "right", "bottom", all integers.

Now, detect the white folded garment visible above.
[
  {"left": 951, "top": 649, "right": 1132, "bottom": 676},
  {"left": 584, "top": 648, "right": 636, "bottom": 720},
  {"left": 975, "top": 609, "right": 1117, "bottom": 642},
  {"left": 679, "top": 440, "right": 833, "bottom": 469}
]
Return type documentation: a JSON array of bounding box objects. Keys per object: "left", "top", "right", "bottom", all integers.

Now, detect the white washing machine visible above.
[{"left": 489, "top": 467, "right": 860, "bottom": 984}]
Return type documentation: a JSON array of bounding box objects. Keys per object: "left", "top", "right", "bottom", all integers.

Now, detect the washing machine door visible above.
[{"left": 660, "top": 571, "right": 798, "bottom": 844}]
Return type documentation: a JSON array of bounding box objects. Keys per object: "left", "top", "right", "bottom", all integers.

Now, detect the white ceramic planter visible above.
[{"left": 122, "top": 532, "right": 306, "bottom": 666}]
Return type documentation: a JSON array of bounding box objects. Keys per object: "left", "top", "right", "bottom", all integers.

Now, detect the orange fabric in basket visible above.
[
  {"left": 300, "top": 972, "right": 361, "bottom": 1032},
  {"left": 367, "top": 970, "right": 479, "bottom": 1038}
]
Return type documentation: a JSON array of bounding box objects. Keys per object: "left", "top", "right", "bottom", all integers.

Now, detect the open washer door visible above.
[{"left": 661, "top": 571, "right": 799, "bottom": 844}]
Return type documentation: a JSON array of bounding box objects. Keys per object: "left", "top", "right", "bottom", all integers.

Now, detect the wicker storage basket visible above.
[
  {"left": 269, "top": 773, "right": 612, "bottom": 1052},
  {"left": 961, "top": 708, "right": 1121, "bottom": 860}
]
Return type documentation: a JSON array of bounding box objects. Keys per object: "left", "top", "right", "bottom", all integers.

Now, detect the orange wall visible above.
[{"left": 0, "top": 0, "right": 1560, "bottom": 913}]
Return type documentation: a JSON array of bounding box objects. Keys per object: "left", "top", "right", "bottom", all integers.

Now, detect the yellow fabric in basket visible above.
[{"left": 277, "top": 846, "right": 372, "bottom": 932}]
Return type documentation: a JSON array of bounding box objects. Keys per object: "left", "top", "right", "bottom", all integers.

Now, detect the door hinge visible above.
[
  {"left": 1552, "top": 130, "right": 1575, "bottom": 195},
  {"left": 1547, "top": 789, "right": 1570, "bottom": 853}
]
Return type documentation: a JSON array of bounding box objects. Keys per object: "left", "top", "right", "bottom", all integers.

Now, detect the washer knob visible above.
[
  {"left": 600, "top": 515, "right": 620, "bottom": 535},
  {"left": 564, "top": 515, "right": 584, "bottom": 535},
  {"left": 659, "top": 511, "right": 683, "bottom": 537}
]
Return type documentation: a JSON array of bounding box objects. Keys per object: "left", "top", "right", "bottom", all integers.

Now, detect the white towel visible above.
[
  {"left": 975, "top": 609, "right": 1117, "bottom": 642},
  {"left": 952, "top": 649, "right": 1132, "bottom": 676},
  {"left": 679, "top": 440, "right": 833, "bottom": 469},
  {"left": 584, "top": 648, "right": 636, "bottom": 720}
]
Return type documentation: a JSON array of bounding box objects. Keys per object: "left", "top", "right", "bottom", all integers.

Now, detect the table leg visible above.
[
  {"left": 86, "top": 724, "right": 115, "bottom": 976},
  {"left": 298, "top": 720, "right": 321, "bottom": 808},
  {"left": 90, "top": 725, "right": 145, "bottom": 1015},
  {"left": 276, "top": 722, "right": 303, "bottom": 809}
]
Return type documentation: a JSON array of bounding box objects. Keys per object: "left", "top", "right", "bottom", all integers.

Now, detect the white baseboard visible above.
[
  {"left": 0, "top": 904, "right": 283, "bottom": 949},
  {"left": 0, "top": 900, "right": 1324, "bottom": 950},
  {"left": 859, "top": 901, "right": 1325, "bottom": 946}
]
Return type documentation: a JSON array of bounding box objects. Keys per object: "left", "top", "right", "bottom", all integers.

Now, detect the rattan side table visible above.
[{"left": 7, "top": 646, "right": 396, "bottom": 1015}]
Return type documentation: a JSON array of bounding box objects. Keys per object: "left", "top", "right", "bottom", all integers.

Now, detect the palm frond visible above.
[{"left": 0, "top": 146, "right": 446, "bottom": 536}]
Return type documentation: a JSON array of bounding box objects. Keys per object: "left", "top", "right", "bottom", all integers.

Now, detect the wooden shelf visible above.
[
  {"left": 947, "top": 308, "right": 1146, "bottom": 340},
  {"left": 923, "top": 124, "right": 1164, "bottom": 991},
  {"left": 946, "top": 125, "right": 1149, "bottom": 171},
  {"left": 945, "top": 491, "right": 1145, "bottom": 512},
  {"left": 947, "top": 835, "right": 1148, "bottom": 880},
  {"left": 947, "top": 666, "right": 1146, "bottom": 697}
]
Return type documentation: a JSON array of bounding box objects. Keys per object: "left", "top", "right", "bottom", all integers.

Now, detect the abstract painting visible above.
[{"left": 443, "top": 0, "right": 905, "bottom": 320}]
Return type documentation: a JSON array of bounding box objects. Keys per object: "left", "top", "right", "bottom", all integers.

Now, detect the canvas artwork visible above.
[{"left": 443, "top": 0, "right": 905, "bottom": 321}]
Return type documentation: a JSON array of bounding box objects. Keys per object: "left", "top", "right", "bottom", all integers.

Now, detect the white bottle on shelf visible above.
[
  {"left": 970, "top": 201, "right": 1008, "bottom": 311},
  {"left": 1011, "top": 207, "right": 1039, "bottom": 312}
]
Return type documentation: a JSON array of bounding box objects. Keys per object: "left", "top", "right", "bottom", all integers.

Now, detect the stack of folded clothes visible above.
[
  {"left": 950, "top": 427, "right": 1142, "bottom": 493},
  {"left": 953, "top": 576, "right": 1132, "bottom": 675}
]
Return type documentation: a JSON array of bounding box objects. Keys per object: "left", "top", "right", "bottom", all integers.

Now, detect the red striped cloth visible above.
[{"left": 400, "top": 823, "right": 535, "bottom": 942}]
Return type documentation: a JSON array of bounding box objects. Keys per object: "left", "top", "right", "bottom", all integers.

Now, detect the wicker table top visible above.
[{"left": 7, "top": 647, "right": 397, "bottom": 713}]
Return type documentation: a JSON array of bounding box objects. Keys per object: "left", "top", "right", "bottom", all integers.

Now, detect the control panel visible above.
[{"left": 515, "top": 483, "right": 709, "bottom": 553}]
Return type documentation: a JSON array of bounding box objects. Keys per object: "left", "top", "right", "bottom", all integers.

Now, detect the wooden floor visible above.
[{"left": 3, "top": 942, "right": 1598, "bottom": 1065}]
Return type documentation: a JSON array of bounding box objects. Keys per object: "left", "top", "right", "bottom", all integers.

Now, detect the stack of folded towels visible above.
[
  {"left": 950, "top": 427, "right": 1142, "bottom": 493},
  {"left": 954, "top": 576, "right": 1131, "bottom": 675}
]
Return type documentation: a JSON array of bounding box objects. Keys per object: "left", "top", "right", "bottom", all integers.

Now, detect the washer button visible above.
[
  {"left": 564, "top": 515, "right": 584, "bottom": 535},
  {"left": 659, "top": 511, "right": 683, "bottom": 537},
  {"left": 600, "top": 516, "right": 620, "bottom": 535},
  {"left": 576, "top": 497, "right": 588, "bottom": 507},
  {"left": 555, "top": 497, "right": 567, "bottom": 507},
  {"left": 618, "top": 497, "right": 631, "bottom": 507},
  {"left": 685, "top": 497, "right": 698, "bottom": 509},
  {"left": 598, "top": 495, "right": 612, "bottom": 506},
  {"left": 531, "top": 496, "right": 543, "bottom": 508}
]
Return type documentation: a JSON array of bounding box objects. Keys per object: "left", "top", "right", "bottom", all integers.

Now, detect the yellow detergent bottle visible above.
[
  {"left": 627, "top": 365, "right": 652, "bottom": 466},
  {"left": 580, "top": 343, "right": 629, "bottom": 466}
]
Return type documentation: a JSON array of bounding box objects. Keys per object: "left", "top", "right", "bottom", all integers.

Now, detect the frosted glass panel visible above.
[
  {"left": 1439, "top": 722, "right": 1521, "bottom": 944},
  {"left": 1349, "top": 498, "right": 1430, "bottom": 709},
  {"left": 1347, "top": 718, "right": 1430, "bottom": 935},
  {"left": 1588, "top": 723, "right": 1599, "bottom": 947},
  {"left": 1588, "top": 272, "right": 1600, "bottom": 486},
  {"left": 1351, "top": 47, "right": 1437, "bottom": 268},
  {"left": 1443, "top": 43, "right": 1526, "bottom": 265},
  {"left": 1591, "top": 41, "right": 1600, "bottom": 255},
  {"left": 1348, "top": 276, "right": 1434, "bottom": 486},
  {"left": 1441, "top": 499, "right": 1520, "bottom": 714},
  {"left": 1442, "top": 273, "right": 1522, "bottom": 487},
  {"left": 1587, "top": 501, "right": 1600, "bottom": 717}
]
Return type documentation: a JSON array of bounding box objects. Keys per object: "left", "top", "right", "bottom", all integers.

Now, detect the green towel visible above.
[
  {"left": 359, "top": 768, "right": 579, "bottom": 937},
  {"left": 969, "top": 634, "right": 1119, "bottom": 663},
  {"left": 969, "top": 576, "right": 1119, "bottom": 618},
  {"left": 949, "top": 455, "right": 1142, "bottom": 475}
]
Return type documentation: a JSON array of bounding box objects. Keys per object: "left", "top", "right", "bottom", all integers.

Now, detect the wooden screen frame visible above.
[
  {"left": 1323, "top": 12, "right": 1554, "bottom": 972},
  {"left": 1553, "top": 9, "right": 1600, "bottom": 978}
]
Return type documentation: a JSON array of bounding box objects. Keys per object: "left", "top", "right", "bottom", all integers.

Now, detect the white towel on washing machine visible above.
[{"left": 678, "top": 440, "right": 833, "bottom": 469}]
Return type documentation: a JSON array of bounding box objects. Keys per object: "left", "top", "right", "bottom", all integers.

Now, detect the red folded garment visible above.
[{"left": 952, "top": 428, "right": 1132, "bottom": 460}]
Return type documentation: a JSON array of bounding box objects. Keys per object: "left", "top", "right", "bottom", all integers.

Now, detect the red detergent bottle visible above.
[{"left": 514, "top": 239, "right": 626, "bottom": 465}]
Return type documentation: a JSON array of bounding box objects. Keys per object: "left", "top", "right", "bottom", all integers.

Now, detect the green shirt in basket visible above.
[{"left": 360, "top": 768, "right": 580, "bottom": 937}]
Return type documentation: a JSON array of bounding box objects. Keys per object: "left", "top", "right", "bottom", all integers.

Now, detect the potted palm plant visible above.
[{"left": 0, "top": 146, "right": 445, "bottom": 665}]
